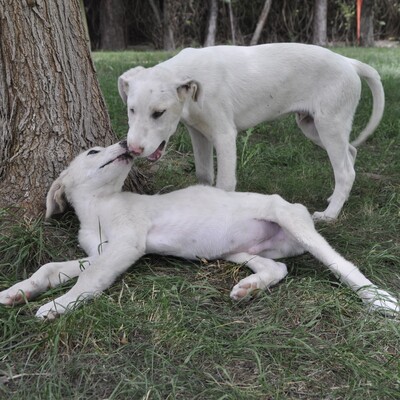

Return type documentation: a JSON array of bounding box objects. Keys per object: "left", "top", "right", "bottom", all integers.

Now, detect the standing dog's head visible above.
[
  {"left": 46, "top": 141, "right": 133, "bottom": 218},
  {"left": 118, "top": 66, "right": 201, "bottom": 161}
]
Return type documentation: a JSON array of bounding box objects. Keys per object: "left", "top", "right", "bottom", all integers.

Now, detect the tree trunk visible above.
[
  {"left": 99, "top": 0, "right": 126, "bottom": 50},
  {"left": 204, "top": 0, "right": 218, "bottom": 47},
  {"left": 227, "top": 0, "right": 236, "bottom": 45},
  {"left": 250, "top": 0, "right": 272, "bottom": 46},
  {"left": 0, "top": 0, "right": 142, "bottom": 218},
  {"left": 312, "top": 0, "right": 328, "bottom": 46},
  {"left": 360, "top": 0, "right": 374, "bottom": 47},
  {"left": 163, "top": 0, "right": 175, "bottom": 50}
]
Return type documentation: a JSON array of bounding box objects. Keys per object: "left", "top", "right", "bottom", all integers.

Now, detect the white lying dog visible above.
[
  {"left": 118, "top": 43, "right": 385, "bottom": 220},
  {"left": 0, "top": 141, "right": 397, "bottom": 319}
]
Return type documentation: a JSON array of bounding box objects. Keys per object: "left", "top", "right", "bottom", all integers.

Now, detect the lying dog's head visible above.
[
  {"left": 46, "top": 141, "right": 133, "bottom": 218},
  {"left": 118, "top": 66, "right": 201, "bottom": 161}
]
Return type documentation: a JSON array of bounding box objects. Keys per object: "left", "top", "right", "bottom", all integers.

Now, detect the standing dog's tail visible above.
[{"left": 350, "top": 59, "right": 385, "bottom": 147}]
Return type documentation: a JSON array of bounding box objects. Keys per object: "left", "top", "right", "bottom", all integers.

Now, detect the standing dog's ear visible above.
[
  {"left": 177, "top": 80, "right": 202, "bottom": 104},
  {"left": 45, "top": 174, "right": 67, "bottom": 219},
  {"left": 118, "top": 66, "right": 145, "bottom": 104}
]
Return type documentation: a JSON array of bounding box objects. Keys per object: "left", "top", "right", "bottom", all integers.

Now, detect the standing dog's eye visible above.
[
  {"left": 130, "top": 108, "right": 135, "bottom": 114},
  {"left": 152, "top": 110, "right": 165, "bottom": 119},
  {"left": 87, "top": 149, "right": 100, "bottom": 156}
]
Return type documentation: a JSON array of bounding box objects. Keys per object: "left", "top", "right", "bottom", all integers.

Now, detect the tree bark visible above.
[
  {"left": 0, "top": 0, "right": 141, "bottom": 218},
  {"left": 250, "top": 0, "right": 272, "bottom": 46},
  {"left": 204, "top": 0, "right": 218, "bottom": 47},
  {"left": 227, "top": 0, "right": 236, "bottom": 45},
  {"left": 312, "top": 0, "right": 328, "bottom": 46},
  {"left": 360, "top": 0, "right": 374, "bottom": 47},
  {"left": 163, "top": 0, "right": 175, "bottom": 50},
  {"left": 99, "top": 0, "right": 126, "bottom": 50}
]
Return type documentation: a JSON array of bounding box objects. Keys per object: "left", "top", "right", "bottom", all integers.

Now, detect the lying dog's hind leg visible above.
[
  {"left": 226, "top": 253, "right": 288, "bottom": 300},
  {"left": 272, "top": 201, "right": 399, "bottom": 315}
]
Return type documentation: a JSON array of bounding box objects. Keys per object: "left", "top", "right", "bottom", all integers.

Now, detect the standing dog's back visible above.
[{"left": 119, "top": 43, "right": 384, "bottom": 220}]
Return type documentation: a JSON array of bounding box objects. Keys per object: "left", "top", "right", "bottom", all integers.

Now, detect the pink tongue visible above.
[
  {"left": 147, "top": 148, "right": 162, "bottom": 161},
  {"left": 147, "top": 142, "right": 165, "bottom": 161}
]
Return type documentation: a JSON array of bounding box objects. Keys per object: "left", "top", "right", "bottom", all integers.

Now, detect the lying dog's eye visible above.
[
  {"left": 87, "top": 149, "right": 100, "bottom": 156},
  {"left": 152, "top": 110, "right": 165, "bottom": 119},
  {"left": 130, "top": 108, "right": 135, "bottom": 114}
]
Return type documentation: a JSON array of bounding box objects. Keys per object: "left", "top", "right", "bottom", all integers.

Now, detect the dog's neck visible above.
[{"left": 67, "top": 186, "right": 122, "bottom": 225}]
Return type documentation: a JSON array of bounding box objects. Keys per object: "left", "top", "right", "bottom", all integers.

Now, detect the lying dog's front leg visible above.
[
  {"left": 35, "top": 243, "right": 144, "bottom": 319},
  {"left": 0, "top": 257, "right": 96, "bottom": 306}
]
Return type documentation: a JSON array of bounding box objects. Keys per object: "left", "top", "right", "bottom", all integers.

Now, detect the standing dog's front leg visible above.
[
  {"left": 35, "top": 242, "right": 145, "bottom": 319},
  {"left": 187, "top": 126, "right": 214, "bottom": 185},
  {"left": 0, "top": 257, "right": 96, "bottom": 306},
  {"left": 214, "top": 126, "right": 238, "bottom": 191}
]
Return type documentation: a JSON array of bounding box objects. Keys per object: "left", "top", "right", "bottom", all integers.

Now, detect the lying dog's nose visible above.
[{"left": 119, "top": 140, "right": 128, "bottom": 149}]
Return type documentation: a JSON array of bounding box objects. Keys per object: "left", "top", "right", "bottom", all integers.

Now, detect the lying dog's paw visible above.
[
  {"left": 312, "top": 211, "right": 335, "bottom": 222},
  {"left": 230, "top": 279, "right": 261, "bottom": 300},
  {"left": 230, "top": 263, "right": 287, "bottom": 300},
  {"left": 35, "top": 295, "right": 76, "bottom": 319},
  {"left": 364, "top": 289, "right": 400, "bottom": 317},
  {"left": 0, "top": 284, "right": 33, "bottom": 306}
]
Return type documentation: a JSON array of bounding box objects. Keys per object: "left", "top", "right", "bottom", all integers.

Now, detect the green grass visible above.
[{"left": 1, "top": 47, "right": 400, "bottom": 399}]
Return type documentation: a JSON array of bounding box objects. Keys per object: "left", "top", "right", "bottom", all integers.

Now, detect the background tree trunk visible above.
[
  {"left": 149, "top": 0, "right": 175, "bottom": 50},
  {"left": 204, "top": 0, "right": 218, "bottom": 47},
  {"left": 227, "top": 0, "right": 236, "bottom": 45},
  {"left": 99, "top": 0, "right": 126, "bottom": 50},
  {"left": 312, "top": 0, "right": 328, "bottom": 46},
  {"left": 250, "top": 0, "right": 272, "bottom": 46},
  {"left": 0, "top": 0, "right": 141, "bottom": 218},
  {"left": 163, "top": 0, "right": 176, "bottom": 50},
  {"left": 360, "top": 0, "right": 375, "bottom": 46}
]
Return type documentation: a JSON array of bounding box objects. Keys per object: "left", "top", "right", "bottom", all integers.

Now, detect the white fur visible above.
[
  {"left": 118, "top": 43, "right": 385, "bottom": 220},
  {"left": 0, "top": 142, "right": 397, "bottom": 319}
]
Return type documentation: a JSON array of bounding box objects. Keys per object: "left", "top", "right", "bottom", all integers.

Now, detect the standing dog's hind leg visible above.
[{"left": 312, "top": 118, "right": 356, "bottom": 220}]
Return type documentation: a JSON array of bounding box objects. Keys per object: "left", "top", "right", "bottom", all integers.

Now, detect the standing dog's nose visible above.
[{"left": 130, "top": 146, "right": 144, "bottom": 155}]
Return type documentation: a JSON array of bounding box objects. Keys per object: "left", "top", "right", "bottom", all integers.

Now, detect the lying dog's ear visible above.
[
  {"left": 118, "top": 67, "right": 145, "bottom": 104},
  {"left": 45, "top": 175, "right": 67, "bottom": 219},
  {"left": 177, "top": 80, "right": 202, "bottom": 104}
]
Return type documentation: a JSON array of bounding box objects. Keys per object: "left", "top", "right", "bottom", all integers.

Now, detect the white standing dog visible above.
[
  {"left": 0, "top": 141, "right": 397, "bottom": 319},
  {"left": 118, "top": 43, "right": 384, "bottom": 220}
]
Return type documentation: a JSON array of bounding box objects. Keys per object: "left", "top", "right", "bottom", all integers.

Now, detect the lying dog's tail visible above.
[{"left": 350, "top": 59, "right": 385, "bottom": 147}]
